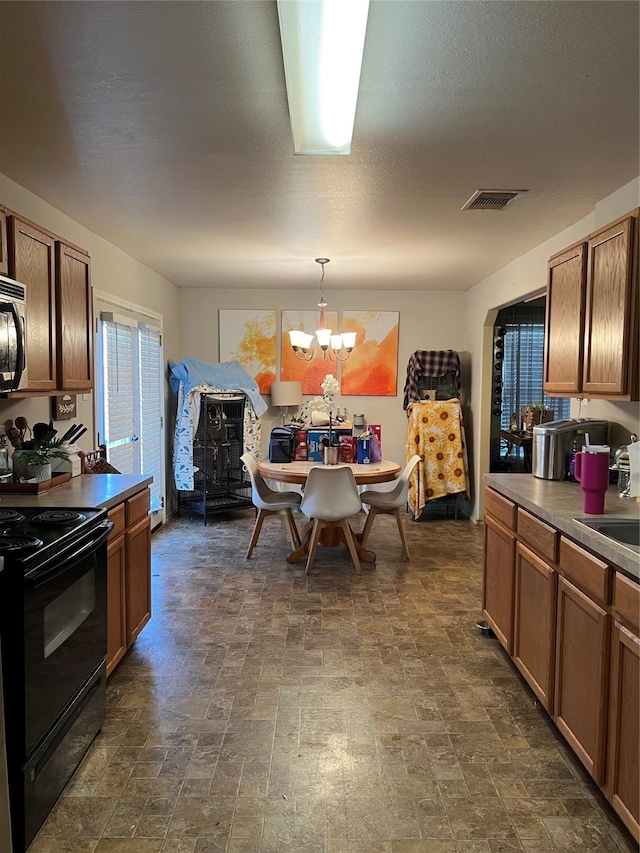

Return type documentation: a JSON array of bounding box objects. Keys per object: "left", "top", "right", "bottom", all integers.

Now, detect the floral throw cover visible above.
[{"left": 405, "top": 399, "right": 469, "bottom": 518}]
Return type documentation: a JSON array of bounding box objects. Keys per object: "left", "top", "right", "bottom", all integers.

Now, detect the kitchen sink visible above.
[{"left": 575, "top": 518, "right": 640, "bottom": 553}]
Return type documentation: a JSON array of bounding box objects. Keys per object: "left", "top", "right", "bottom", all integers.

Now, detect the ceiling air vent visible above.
[{"left": 461, "top": 189, "right": 527, "bottom": 211}]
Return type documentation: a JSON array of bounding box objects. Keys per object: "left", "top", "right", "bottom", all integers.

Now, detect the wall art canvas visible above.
[
  {"left": 281, "top": 309, "right": 338, "bottom": 395},
  {"left": 219, "top": 309, "right": 276, "bottom": 394},
  {"left": 341, "top": 311, "right": 399, "bottom": 396}
]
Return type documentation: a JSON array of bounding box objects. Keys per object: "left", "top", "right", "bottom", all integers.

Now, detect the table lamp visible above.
[{"left": 271, "top": 381, "right": 302, "bottom": 426}]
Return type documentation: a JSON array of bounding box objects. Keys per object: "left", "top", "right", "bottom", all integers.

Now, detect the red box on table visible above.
[{"left": 338, "top": 435, "right": 357, "bottom": 463}]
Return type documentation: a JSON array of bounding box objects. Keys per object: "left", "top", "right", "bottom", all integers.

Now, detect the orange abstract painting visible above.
[
  {"left": 341, "top": 311, "right": 399, "bottom": 396},
  {"left": 281, "top": 310, "right": 338, "bottom": 395},
  {"left": 219, "top": 310, "right": 276, "bottom": 394}
]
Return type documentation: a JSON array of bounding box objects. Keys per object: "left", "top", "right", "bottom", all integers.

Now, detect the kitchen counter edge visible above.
[
  {"left": 484, "top": 474, "right": 640, "bottom": 583},
  {"left": 0, "top": 474, "right": 153, "bottom": 512}
]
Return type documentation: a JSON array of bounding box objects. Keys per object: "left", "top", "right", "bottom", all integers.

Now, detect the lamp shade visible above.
[{"left": 271, "top": 381, "right": 302, "bottom": 407}]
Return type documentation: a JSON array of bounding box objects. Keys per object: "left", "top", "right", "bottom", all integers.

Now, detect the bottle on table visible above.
[{"left": 565, "top": 430, "right": 586, "bottom": 481}]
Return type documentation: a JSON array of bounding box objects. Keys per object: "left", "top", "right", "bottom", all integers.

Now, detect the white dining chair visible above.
[
  {"left": 241, "top": 453, "right": 302, "bottom": 558},
  {"left": 299, "top": 464, "right": 364, "bottom": 575},
  {"left": 359, "top": 455, "right": 421, "bottom": 559}
]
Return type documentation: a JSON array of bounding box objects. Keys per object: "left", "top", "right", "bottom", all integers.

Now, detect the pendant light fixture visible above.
[{"left": 289, "top": 259, "right": 356, "bottom": 361}]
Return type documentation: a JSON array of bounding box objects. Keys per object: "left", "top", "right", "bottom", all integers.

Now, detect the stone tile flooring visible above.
[{"left": 31, "top": 509, "right": 637, "bottom": 853}]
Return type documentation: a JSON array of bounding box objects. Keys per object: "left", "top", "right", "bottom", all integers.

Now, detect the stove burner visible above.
[
  {"left": 32, "top": 510, "right": 87, "bottom": 526},
  {"left": 0, "top": 534, "right": 43, "bottom": 553},
  {"left": 0, "top": 510, "right": 26, "bottom": 526}
]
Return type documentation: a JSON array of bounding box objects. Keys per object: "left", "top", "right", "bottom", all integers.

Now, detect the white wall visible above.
[
  {"left": 0, "top": 173, "right": 182, "bottom": 464},
  {"left": 465, "top": 177, "right": 640, "bottom": 519},
  {"left": 181, "top": 287, "right": 468, "bottom": 468}
]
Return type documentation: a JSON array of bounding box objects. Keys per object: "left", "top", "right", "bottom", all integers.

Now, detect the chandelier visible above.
[{"left": 289, "top": 259, "right": 356, "bottom": 361}]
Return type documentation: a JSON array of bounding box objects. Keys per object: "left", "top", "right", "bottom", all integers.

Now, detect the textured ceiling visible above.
[{"left": 0, "top": 1, "right": 638, "bottom": 291}]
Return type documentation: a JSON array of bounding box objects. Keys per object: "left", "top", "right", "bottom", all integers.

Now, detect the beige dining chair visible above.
[
  {"left": 299, "top": 464, "right": 363, "bottom": 575},
  {"left": 359, "top": 454, "right": 421, "bottom": 559},
  {"left": 241, "top": 453, "right": 302, "bottom": 558}
]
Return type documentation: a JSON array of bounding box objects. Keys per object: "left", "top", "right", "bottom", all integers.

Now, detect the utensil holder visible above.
[{"left": 323, "top": 446, "right": 338, "bottom": 465}]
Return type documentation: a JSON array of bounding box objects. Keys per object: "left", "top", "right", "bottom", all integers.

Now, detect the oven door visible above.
[{"left": 22, "top": 521, "right": 111, "bottom": 755}]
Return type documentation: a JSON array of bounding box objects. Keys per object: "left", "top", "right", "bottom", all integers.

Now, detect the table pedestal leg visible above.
[{"left": 286, "top": 520, "right": 376, "bottom": 564}]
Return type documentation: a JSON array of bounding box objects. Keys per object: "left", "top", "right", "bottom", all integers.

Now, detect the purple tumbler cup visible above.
[{"left": 574, "top": 451, "right": 609, "bottom": 514}]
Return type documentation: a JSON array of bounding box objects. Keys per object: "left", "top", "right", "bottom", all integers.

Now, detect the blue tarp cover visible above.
[{"left": 168, "top": 358, "right": 267, "bottom": 417}]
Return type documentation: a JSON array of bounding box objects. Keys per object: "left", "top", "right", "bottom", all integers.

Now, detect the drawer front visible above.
[
  {"left": 126, "top": 488, "right": 150, "bottom": 527},
  {"left": 559, "top": 537, "right": 611, "bottom": 606},
  {"left": 485, "top": 488, "right": 516, "bottom": 531},
  {"left": 518, "top": 508, "right": 558, "bottom": 563},
  {"left": 613, "top": 572, "right": 640, "bottom": 635},
  {"left": 107, "top": 503, "right": 126, "bottom": 540}
]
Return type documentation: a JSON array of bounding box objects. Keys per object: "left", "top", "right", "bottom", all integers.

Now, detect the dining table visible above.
[{"left": 258, "top": 459, "right": 401, "bottom": 564}]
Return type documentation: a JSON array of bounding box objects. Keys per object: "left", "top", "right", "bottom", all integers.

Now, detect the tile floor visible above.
[{"left": 31, "top": 508, "right": 637, "bottom": 853}]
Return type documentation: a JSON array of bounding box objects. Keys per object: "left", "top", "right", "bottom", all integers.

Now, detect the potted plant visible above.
[{"left": 12, "top": 435, "right": 70, "bottom": 483}]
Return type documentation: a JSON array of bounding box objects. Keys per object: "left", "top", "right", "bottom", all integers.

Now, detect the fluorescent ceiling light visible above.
[{"left": 277, "top": 0, "right": 370, "bottom": 155}]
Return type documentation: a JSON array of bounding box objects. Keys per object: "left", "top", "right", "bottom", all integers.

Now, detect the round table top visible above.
[{"left": 258, "top": 459, "right": 401, "bottom": 486}]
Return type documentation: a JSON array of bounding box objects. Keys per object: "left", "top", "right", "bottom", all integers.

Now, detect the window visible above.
[
  {"left": 95, "top": 297, "right": 164, "bottom": 523},
  {"left": 497, "top": 301, "right": 569, "bottom": 431}
]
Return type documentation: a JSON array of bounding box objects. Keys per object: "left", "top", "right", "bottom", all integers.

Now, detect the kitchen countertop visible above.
[
  {"left": 0, "top": 474, "right": 152, "bottom": 512},
  {"left": 485, "top": 474, "right": 640, "bottom": 582}
]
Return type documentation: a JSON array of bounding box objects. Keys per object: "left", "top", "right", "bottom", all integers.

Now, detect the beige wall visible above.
[
  {"left": 465, "top": 177, "right": 640, "bottom": 520},
  {"left": 2, "top": 168, "right": 638, "bottom": 522},
  {"left": 0, "top": 172, "right": 182, "bottom": 463},
  {"left": 181, "top": 287, "right": 468, "bottom": 469}
]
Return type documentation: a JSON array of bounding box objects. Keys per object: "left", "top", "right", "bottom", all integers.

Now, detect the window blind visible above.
[
  {"left": 102, "top": 320, "right": 137, "bottom": 474},
  {"left": 500, "top": 322, "right": 569, "bottom": 429},
  {"left": 139, "top": 326, "right": 163, "bottom": 512}
]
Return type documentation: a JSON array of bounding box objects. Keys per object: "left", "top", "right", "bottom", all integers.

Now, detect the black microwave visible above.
[{"left": 0, "top": 276, "right": 27, "bottom": 392}]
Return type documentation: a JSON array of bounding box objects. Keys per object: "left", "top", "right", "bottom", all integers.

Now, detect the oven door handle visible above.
[{"left": 24, "top": 521, "right": 114, "bottom": 586}]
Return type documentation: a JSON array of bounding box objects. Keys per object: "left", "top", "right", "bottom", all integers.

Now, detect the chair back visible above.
[
  {"left": 380, "top": 455, "right": 422, "bottom": 508},
  {"left": 241, "top": 453, "right": 274, "bottom": 510},
  {"left": 300, "top": 465, "right": 362, "bottom": 522}
]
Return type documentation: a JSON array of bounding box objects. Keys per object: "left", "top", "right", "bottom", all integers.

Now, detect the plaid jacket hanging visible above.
[{"left": 403, "top": 350, "right": 461, "bottom": 410}]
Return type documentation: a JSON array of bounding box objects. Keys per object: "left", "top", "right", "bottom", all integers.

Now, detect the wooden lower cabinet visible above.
[
  {"left": 482, "top": 513, "right": 516, "bottom": 653},
  {"left": 554, "top": 576, "right": 610, "bottom": 784},
  {"left": 106, "top": 487, "right": 151, "bottom": 674},
  {"left": 483, "top": 487, "right": 639, "bottom": 840},
  {"left": 126, "top": 515, "right": 152, "bottom": 645},
  {"left": 106, "top": 533, "right": 127, "bottom": 676},
  {"left": 607, "top": 622, "right": 640, "bottom": 842},
  {"left": 513, "top": 543, "right": 557, "bottom": 712}
]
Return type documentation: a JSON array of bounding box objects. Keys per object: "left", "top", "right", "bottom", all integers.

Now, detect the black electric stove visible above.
[
  {"left": 0, "top": 506, "right": 107, "bottom": 573},
  {"left": 0, "top": 505, "right": 112, "bottom": 852}
]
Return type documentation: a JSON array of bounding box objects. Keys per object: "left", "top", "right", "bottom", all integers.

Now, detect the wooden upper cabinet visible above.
[
  {"left": 0, "top": 208, "right": 8, "bottom": 276},
  {"left": 56, "top": 242, "right": 93, "bottom": 391},
  {"left": 583, "top": 214, "right": 637, "bottom": 397},
  {"left": 544, "top": 242, "right": 587, "bottom": 394},
  {"left": 8, "top": 216, "right": 57, "bottom": 391}
]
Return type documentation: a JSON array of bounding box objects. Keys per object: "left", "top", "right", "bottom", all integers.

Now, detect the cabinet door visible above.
[
  {"left": 583, "top": 215, "right": 635, "bottom": 396},
  {"left": 544, "top": 243, "right": 587, "bottom": 394},
  {"left": 482, "top": 514, "right": 516, "bottom": 654},
  {"left": 555, "top": 576, "right": 609, "bottom": 784},
  {"left": 125, "top": 515, "right": 151, "bottom": 646},
  {"left": 0, "top": 208, "right": 7, "bottom": 276},
  {"left": 106, "top": 533, "right": 127, "bottom": 677},
  {"left": 9, "top": 216, "right": 57, "bottom": 391},
  {"left": 514, "top": 543, "right": 557, "bottom": 712},
  {"left": 607, "top": 622, "right": 639, "bottom": 843},
  {"left": 56, "top": 242, "right": 93, "bottom": 391}
]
